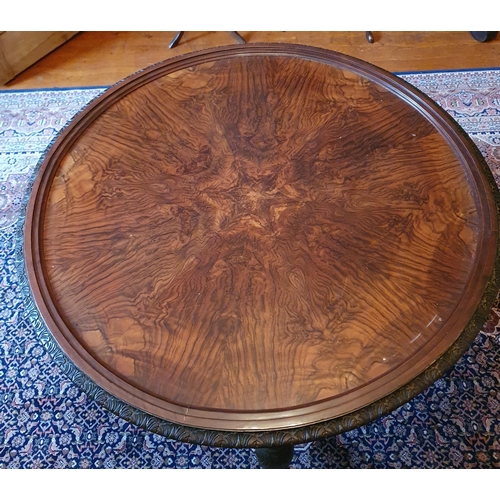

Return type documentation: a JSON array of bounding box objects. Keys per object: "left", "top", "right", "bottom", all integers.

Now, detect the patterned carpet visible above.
[{"left": 1, "top": 69, "right": 500, "bottom": 468}]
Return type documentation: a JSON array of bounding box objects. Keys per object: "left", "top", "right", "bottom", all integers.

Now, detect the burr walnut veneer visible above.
[{"left": 23, "top": 44, "right": 500, "bottom": 448}]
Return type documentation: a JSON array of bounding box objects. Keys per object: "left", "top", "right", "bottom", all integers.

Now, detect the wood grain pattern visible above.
[
  {"left": 3, "top": 31, "right": 500, "bottom": 90},
  {"left": 25, "top": 44, "right": 499, "bottom": 431}
]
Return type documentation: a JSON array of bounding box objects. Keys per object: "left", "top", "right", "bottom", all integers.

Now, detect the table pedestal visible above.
[{"left": 254, "top": 445, "right": 295, "bottom": 469}]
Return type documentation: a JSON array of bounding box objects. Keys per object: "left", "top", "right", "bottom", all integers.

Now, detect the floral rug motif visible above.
[{"left": 1, "top": 70, "right": 500, "bottom": 468}]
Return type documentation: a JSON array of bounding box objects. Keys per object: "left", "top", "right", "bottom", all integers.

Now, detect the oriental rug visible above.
[{"left": 1, "top": 69, "right": 500, "bottom": 468}]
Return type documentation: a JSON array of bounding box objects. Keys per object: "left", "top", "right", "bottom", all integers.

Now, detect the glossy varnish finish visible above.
[
  {"left": 3, "top": 31, "right": 500, "bottom": 90},
  {"left": 25, "top": 44, "right": 499, "bottom": 432}
]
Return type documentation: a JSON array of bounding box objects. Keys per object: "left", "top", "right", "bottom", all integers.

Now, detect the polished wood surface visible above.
[
  {"left": 25, "top": 44, "right": 498, "bottom": 432},
  {"left": 0, "top": 31, "right": 78, "bottom": 85},
  {"left": 2, "top": 31, "right": 500, "bottom": 90}
]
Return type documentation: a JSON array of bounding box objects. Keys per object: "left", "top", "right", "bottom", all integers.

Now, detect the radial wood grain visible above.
[{"left": 25, "top": 44, "right": 499, "bottom": 432}]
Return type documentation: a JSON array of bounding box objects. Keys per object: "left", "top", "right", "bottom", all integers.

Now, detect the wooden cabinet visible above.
[{"left": 0, "top": 31, "right": 78, "bottom": 85}]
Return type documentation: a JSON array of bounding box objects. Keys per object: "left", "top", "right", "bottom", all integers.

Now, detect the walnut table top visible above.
[{"left": 23, "top": 44, "right": 500, "bottom": 448}]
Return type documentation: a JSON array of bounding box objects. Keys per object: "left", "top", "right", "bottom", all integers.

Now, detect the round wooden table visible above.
[{"left": 22, "top": 44, "right": 500, "bottom": 468}]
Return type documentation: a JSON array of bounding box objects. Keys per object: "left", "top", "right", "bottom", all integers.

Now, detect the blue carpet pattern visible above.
[{"left": 1, "top": 69, "right": 500, "bottom": 468}]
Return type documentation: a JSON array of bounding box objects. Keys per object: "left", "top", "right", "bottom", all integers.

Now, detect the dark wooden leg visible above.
[
  {"left": 254, "top": 445, "right": 294, "bottom": 469},
  {"left": 228, "top": 31, "right": 246, "bottom": 44},
  {"left": 169, "top": 31, "right": 184, "bottom": 49},
  {"left": 470, "top": 31, "right": 498, "bottom": 43}
]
